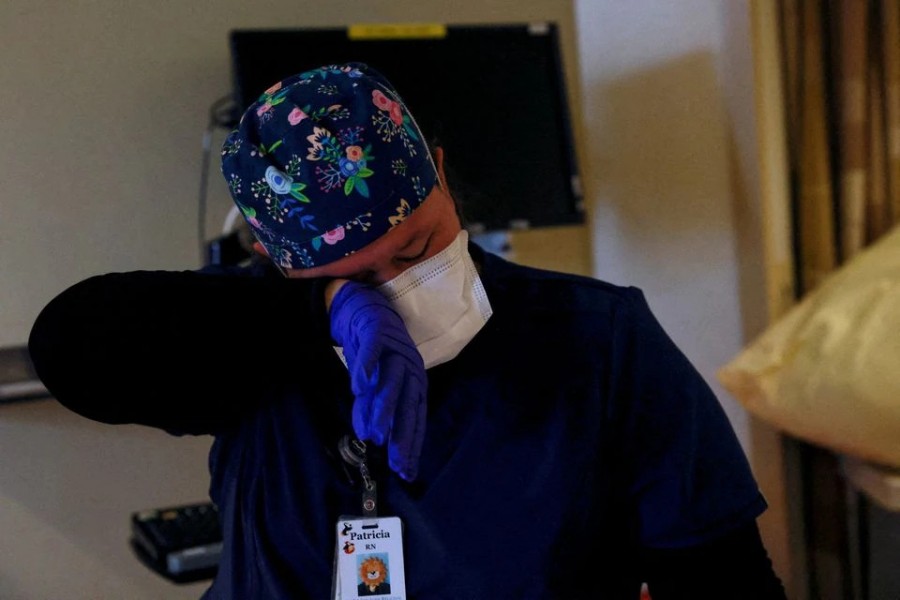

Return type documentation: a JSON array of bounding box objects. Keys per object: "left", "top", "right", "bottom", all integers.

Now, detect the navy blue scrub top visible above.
[{"left": 200, "top": 246, "right": 766, "bottom": 599}]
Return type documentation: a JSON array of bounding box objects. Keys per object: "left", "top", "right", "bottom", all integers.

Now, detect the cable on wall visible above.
[{"left": 197, "top": 96, "right": 238, "bottom": 264}]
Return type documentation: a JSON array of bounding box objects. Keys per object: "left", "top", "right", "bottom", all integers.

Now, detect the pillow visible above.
[{"left": 719, "top": 224, "right": 900, "bottom": 467}]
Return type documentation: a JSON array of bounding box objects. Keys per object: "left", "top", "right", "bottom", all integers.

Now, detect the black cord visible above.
[{"left": 197, "top": 96, "right": 238, "bottom": 265}]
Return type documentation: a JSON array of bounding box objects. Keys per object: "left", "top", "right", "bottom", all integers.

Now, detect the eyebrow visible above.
[{"left": 395, "top": 232, "right": 434, "bottom": 263}]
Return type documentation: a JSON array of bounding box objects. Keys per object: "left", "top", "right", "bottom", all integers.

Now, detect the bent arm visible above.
[
  {"left": 642, "top": 520, "right": 787, "bottom": 599},
  {"left": 28, "top": 268, "right": 333, "bottom": 435}
]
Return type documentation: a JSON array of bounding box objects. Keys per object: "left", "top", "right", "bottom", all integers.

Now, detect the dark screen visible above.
[{"left": 230, "top": 25, "right": 583, "bottom": 232}]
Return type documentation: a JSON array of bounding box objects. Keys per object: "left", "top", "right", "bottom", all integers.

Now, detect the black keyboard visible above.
[{"left": 130, "top": 501, "right": 222, "bottom": 584}]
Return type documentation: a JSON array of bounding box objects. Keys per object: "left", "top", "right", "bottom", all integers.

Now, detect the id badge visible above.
[{"left": 333, "top": 516, "right": 406, "bottom": 600}]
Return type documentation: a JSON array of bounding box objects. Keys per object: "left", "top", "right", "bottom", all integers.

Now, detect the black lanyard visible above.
[{"left": 338, "top": 435, "right": 378, "bottom": 517}]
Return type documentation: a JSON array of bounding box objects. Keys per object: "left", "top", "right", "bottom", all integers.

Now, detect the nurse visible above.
[
  {"left": 220, "top": 62, "right": 481, "bottom": 482},
  {"left": 30, "top": 63, "right": 786, "bottom": 598}
]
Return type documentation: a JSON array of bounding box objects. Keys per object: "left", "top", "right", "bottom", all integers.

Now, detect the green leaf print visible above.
[
  {"left": 354, "top": 177, "right": 370, "bottom": 198},
  {"left": 403, "top": 116, "right": 419, "bottom": 141},
  {"left": 290, "top": 183, "right": 310, "bottom": 203}
]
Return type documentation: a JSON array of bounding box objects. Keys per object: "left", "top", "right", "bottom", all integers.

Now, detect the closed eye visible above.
[{"left": 395, "top": 232, "right": 433, "bottom": 263}]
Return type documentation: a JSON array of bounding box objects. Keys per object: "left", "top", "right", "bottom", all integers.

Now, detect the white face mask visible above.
[{"left": 376, "top": 230, "right": 492, "bottom": 369}]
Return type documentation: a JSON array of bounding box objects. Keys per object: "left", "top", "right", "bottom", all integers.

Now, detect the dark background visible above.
[{"left": 230, "top": 25, "right": 583, "bottom": 232}]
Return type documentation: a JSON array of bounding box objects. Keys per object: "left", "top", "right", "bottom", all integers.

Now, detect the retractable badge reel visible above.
[{"left": 332, "top": 436, "right": 407, "bottom": 600}]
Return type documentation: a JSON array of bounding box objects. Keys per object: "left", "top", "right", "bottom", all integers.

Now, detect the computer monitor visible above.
[{"left": 230, "top": 24, "right": 583, "bottom": 233}]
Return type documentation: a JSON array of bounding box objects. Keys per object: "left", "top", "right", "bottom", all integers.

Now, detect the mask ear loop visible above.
[
  {"left": 249, "top": 231, "right": 291, "bottom": 277},
  {"left": 272, "top": 261, "right": 289, "bottom": 278}
]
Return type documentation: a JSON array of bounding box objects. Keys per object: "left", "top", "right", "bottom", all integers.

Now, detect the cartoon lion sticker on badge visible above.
[{"left": 358, "top": 555, "right": 391, "bottom": 596}]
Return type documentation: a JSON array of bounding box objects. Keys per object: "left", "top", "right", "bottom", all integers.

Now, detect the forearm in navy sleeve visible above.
[
  {"left": 28, "top": 269, "right": 333, "bottom": 435},
  {"left": 609, "top": 288, "right": 767, "bottom": 547},
  {"left": 641, "top": 520, "right": 787, "bottom": 599}
]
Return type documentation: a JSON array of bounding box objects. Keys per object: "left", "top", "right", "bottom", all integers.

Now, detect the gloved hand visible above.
[{"left": 329, "top": 280, "right": 427, "bottom": 481}]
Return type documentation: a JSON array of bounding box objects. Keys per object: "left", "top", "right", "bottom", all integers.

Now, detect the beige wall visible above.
[
  {"left": 576, "top": 0, "right": 749, "bottom": 442},
  {"left": 0, "top": 400, "right": 212, "bottom": 599}
]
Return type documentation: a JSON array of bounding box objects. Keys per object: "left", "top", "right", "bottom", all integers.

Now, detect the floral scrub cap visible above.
[{"left": 221, "top": 63, "right": 438, "bottom": 269}]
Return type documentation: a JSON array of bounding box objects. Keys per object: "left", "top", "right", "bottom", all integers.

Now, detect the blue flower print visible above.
[
  {"left": 339, "top": 158, "right": 362, "bottom": 178},
  {"left": 265, "top": 166, "right": 293, "bottom": 195},
  {"left": 257, "top": 170, "right": 310, "bottom": 207}
]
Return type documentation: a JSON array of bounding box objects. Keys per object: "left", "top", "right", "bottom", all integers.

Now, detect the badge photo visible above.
[{"left": 335, "top": 516, "right": 406, "bottom": 600}]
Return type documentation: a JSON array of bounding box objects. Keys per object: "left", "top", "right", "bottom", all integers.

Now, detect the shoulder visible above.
[{"left": 476, "top": 244, "right": 651, "bottom": 325}]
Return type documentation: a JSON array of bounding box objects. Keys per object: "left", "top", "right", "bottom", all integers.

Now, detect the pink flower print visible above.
[
  {"left": 288, "top": 107, "right": 308, "bottom": 126},
  {"left": 257, "top": 102, "right": 273, "bottom": 117},
  {"left": 264, "top": 81, "right": 282, "bottom": 95},
  {"left": 240, "top": 206, "right": 263, "bottom": 230},
  {"left": 372, "top": 89, "right": 393, "bottom": 111},
  {"left": 345, "top": 145, "right": 363, "bottom": 161},
  {"left": 323, "top": 226, "right": 346, "bottom": 245},
  {"left": 389, "top": 102, "right": 404, "bottom": 126}
]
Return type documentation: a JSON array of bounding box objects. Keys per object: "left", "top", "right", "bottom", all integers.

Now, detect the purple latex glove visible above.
[{"left": 329, "top": 280, "right": 427, "bottom": 481}]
